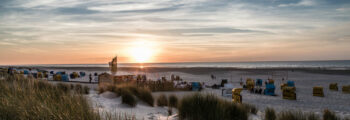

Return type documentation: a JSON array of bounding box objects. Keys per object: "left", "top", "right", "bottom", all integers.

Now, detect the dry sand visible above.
[{"left": 41, "top": 67, "right": 350, "bottom": 120}]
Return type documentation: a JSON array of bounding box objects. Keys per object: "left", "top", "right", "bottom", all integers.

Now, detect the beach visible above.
[{"left": 33, "top": 66, "right": 350, "bottom": 120}]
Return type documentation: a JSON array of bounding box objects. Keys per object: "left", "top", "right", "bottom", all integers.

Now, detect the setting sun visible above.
[
  {"left": 130, "top": 47, "right": 152, "bottom": 63},
  {"left": 128, "top": 40, "right": 158, "bottom": 63}
]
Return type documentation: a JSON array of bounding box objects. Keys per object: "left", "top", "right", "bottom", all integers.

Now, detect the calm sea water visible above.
[{"left": 11, "top": 60, "right": 350, "bottom": 69}]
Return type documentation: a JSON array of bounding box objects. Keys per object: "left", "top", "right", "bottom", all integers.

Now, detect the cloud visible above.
[
  {"left": 54, "top": 7, "right": 98, "bottom": 14},
  {"left": 279, "top": 0, "right": 317, "bottom": 7},
  {"left": 134, "top": 27, "right": 268, "bottom": 37},
  {"left": 87, "top": 2, "right": 183, "bottom": 13},
  {"left": 88, "top": 3, "right": 161, "bottom": 12}
]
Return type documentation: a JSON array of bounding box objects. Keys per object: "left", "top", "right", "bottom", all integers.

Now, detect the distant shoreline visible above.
[
  {"left": 2, "top": 60, "right": 350, "bottom": 70},
  {"left": 14, "top": 66, "right": 346, "bottom": 76}
]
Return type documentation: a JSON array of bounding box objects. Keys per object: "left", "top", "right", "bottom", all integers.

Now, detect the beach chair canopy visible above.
[
  {"left": 256, "top": 79, "right": 263, "bottom": 86},
  {"left": 287, "top": 81, "right": 295, "bottom": 87},
  {"left": 56, "top": 71, "right": 66, "bottom": 75},
  {"left": 79, "top": 72, "right": 86, "bottom": 77},
  {"left": 264, "top": 84, "right": 276, "bottom": 95},
  {"left": 191, "top": 82, "right": 201, "bottom": 91},
  {"left": 61, "top": 74, "right": 69, "bottom": 82},
  {"left": 23, "top": 70, "right": 29, "bottom": 74},
  {"left": 192, "top": 82, "right": 200, "bottom": 88},
  {"left": 32, "top": 73, "right": 38, "bottom": 78},
  {"left": 70, "top": 72, "right": 79, "bottom": 79},
  {"left": 266, "top": 84, "right": 275, "bottom": 89}
]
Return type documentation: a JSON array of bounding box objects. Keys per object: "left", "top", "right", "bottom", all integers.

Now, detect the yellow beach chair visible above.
[
  {"left": 54, "top": 74, "right": 62, "bottom": 81},
  {"left": 329, "top": 83, "right": 338, "bottom": 91},
  {"left": 342, "top": 85, "right": 350, "bottom": 94},
  {"left": 232, "top": 88, "right": 243, "bottom": 103},
  {"left": 282, "top": 87, "right": 296, "bottom": 100},
  {"left": 313, "top": 86, "right": 324, "bottom": 97},
  {"left": 246, "top": 78, "right": 255, "bottom": 90}
]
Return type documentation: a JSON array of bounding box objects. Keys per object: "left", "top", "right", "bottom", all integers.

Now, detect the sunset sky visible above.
[{"left": 1, "top": 0, "right": 350, "bottom": 64}]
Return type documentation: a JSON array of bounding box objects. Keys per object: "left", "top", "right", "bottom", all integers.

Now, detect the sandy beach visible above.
[{"left": 35, "top": 67, "right": 350, "bottom": 120}]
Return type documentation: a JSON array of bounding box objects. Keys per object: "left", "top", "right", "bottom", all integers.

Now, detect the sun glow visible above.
[{"left": 128, "top": 40, "right": 157, "bottom": 63}]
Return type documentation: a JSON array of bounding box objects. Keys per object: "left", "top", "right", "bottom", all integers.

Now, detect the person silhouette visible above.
[{"left": 89, "top": 74, "right": 92, "bottom": 83}]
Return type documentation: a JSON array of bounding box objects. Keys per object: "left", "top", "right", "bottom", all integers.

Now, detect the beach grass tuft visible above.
[
  {"left": 243, "top": 104, "right": 257, "bottom": 115},
  {"left": 0, "top": 75, "right": 100, "bottom": 120},
  {"left": 121, "top": 90, "right": 137, "bottom": 107},
  {"left": 83, "top": 86, "right": 90, "bottom": 94},
  {"left": 57, "top": 83, "right": 70, "bottom": 93},
  {"left": 277, "top": 110, "right": 321, "bottom": 120},
  {"left": 307, "top": 112, "right": 319, "bottom": 120},
  {"left": 157, "top": 94, "right": 168, "bottom": 107},
  {"left": 74, "top": 84, "right": 83, "bottom": 94},
  {"left": 278, "top": 110, "right": 306, "bottom": 120},
  {"left": 99, "top": 83, "right": 154, "bottom": 107},
  {"left": 103, "top": 112, "right": 136, "bottom": 120},
  {"left": 135, "top": 87, "right": 154, "bottom": 107},
  {"left": 323, "top": 109, "right": 339, "bottom": 120},
  {"left": 169, "top": 94, "right": 178, "bottom": 108},
  {"left": 265, "top": 107, "right": 277, "bottom": 120},
  {"left": 178, "top": 93, "right": 248, "bottom": 120}
]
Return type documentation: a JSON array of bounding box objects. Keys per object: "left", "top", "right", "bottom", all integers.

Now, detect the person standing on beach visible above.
[{"left": 89, "top": 74, "right": 92, "bottom": 83}]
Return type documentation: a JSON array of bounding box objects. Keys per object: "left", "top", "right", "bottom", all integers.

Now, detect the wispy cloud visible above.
[{"left": 279, "top": 0, "right": 317, "bottom": 7}]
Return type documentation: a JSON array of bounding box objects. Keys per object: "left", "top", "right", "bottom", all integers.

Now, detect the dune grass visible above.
[
  {"left": 264, "top": 107, "right": 344, "bottom": 120},
  {"left": 103, "top": 112, "right": 136, "bottom": 120},
  {"left": 242, "top": 104, "right": 257, "bottom": 115},
  {"left": 169, "top": 94, "right": 178, "bottom": 108},
  {"left": 265, "top": 107, "right": 277, "bottom": 120},
  {"left": 83, "top": 86, "right": 90, "bottom": 94},
  {"left": 157, "top": 94, "right": 168, "bottom": 107},
  {"left": 99, "top": 83, "right": 154, "bottom": 107},
  {"left": 57, "top": 83, "right": 70, "bottom": 93},
  {"left": 278, "top": 111, "right": 305, "bottom": 120},
  {"left": 178, "top": 93, "right": 248, "bottom": 120},
  {"left": 74, "top": 84, "right": 84, "bottom": 94},
  {"left": 0, "top": 75, "right": 100, "bottom": 120},
  {"left": 121, "top": 90, "right": 137, "bottom": 107},
  {"left": 277, "top": 110, "right": 321, "bottom": 120},
  {"left": 135, "top": 87, "right": 154, "bottom": 107},
  {"left": 307, "top": 113, "right": 320, "bottom": 120},
  {"left": 323, "top": 109, "right": 339, "bottom": 120}
]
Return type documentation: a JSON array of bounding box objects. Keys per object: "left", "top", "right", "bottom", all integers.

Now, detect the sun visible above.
[
  {"left": 130, "top": 47, "right": 152, "bottom": 63},
  {"left": 128, "top": 40, "right": 157, "bottom": 63}
]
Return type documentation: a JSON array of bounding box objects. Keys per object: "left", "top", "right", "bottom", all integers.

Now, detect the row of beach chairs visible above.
[{"left": 313, "top": 83, "right": 350, "bottom": 97}]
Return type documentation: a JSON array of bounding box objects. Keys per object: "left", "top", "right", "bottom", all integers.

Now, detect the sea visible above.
[{"left": 6, "top": 60, "right": 350, "bottom": 70}]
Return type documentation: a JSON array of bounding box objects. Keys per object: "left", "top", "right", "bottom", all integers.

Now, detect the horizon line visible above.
[{"left": 2, "top": 59, "right": 350, "bottom": 66}]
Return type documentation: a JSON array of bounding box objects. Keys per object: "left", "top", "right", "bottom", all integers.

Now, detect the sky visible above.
[{"left": 1, "top": 0, "right": 350, "bottom": 64}]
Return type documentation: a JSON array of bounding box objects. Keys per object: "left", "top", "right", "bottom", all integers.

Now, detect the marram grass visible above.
[
  {"left": 178, "top": 93, "right": 248, "bottom": 120},
  {"left": 0, "top": 73, "right": 134, "bottom": 120},
  {"left": 0, "top": 75, "right": 99, "bottom": 120}
]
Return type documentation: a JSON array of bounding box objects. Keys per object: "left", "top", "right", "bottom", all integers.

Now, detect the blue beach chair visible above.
[{"left": 264, "top": 84, "right": 276, "bottom": 96}]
